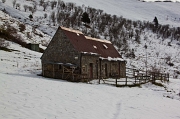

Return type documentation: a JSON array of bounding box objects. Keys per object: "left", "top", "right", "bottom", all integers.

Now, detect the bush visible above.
[
  {"left": 29, "top": 14, "right": 33, "bottom": 20},
  {"left": 0, "top": 38, "right": 9, "bottom": 48},
  {"left": 167, "top": 62, "right": 174, "bottom": 67},
  {"left": 0, "top": 25, "right": 26, "bottom": 47},
  {"left": 19, "top": 23, "right": 26, "bottom": 32}
]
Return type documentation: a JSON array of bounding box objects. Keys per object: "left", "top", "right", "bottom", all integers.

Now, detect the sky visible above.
[{"left": 145, "top": 0, "right": 180, "bottom": 1}]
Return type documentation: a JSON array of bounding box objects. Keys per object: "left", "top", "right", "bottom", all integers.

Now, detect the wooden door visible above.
[{"left": 89, "top": 63, "right": 93, "bottom": 79}]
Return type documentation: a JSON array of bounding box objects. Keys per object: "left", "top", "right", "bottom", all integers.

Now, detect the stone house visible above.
[{"left": 41, "top": 26, "right": 126, "bottom": 81}]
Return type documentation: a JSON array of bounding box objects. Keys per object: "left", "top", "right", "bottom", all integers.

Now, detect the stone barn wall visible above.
[
  {"left": 81, "top": 55, "right": 99, "bottom": 79},
  {"left": 41, "top": 28, "right": 80, "bottom": 65}
]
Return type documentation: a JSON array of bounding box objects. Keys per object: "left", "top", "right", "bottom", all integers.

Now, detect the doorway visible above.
[
  {"left": 89, "top": 63, "right": 93, "bottom": 79},
  {"left": 105, "top": 64, "right": 108, "bottom": 77}
]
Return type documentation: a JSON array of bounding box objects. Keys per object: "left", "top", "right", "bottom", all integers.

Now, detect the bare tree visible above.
[
  {"left": 44, "top": 13, "right": 47, "bottom": 19},
  {"left": 23, "top": 5, "right": 28, "bottom": 12},
  {"left": 39, "top": 0, "right": 44, "bottom": 6},
  {"left": 12, "top": 0, "right": 16, "bottom": 8},
  {"left": 50, "top": 11, "right": 56, "bottom": 26},
  {"left": 29, "top": 6, "right": 36, "bottom": 14},
  {"left": 42, "top": 2, "right": 48, "bottom": 11},
  {"left": 51, "top": 1, "right": 55, "bottom": 10},
  {"left": 33, "top": 3, "right": 37, "bottom": 12},
  {"left": 16, "top": 3, "right": 20, "bottom": 10},
  {"left": 2, "top": 0, "right": 6, "bottom": 3}
]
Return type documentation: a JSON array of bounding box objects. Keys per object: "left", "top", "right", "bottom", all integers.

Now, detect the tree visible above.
[
  {"left": 2, "top": 0, "right": 6, "bottom": 3},
  {"left": 29, "top": 14, "right": 33, "bottom": 21},
  {"left": 23, "top": 5, "right": 28, "bottom": 12},
  {"left": 44, "top": 13, "right": 47, "bottom": 19},
  {"left": 19, "top": 23, "right": 26, "bottom": 32},
  {"left": 33, "top": 3, "right": 37, "bottom": 12},
  {"left": 16, "top": 3, "right": 20, "bottom": 10},
  {"left": 12, "top": 0, "right": 16, "bottom": 8},
  {"left": 81, "top": 12, "right": 90, "bottom": 24},
  {"left": 50, "top": 11, "right": 56, "bottom": 26},
  {"left": 42, "top": 2, "right": 48, "bottom": 11},
  {"left": 29, "top": 6, "right": 36, "bottom": 14},
  {"left": 51, "top": 1, "right": 57, "bottom": 10},
  {"left": 39, "top": 0, "right": 44, "bottom": 6},
  {"left": 153, "top": 16, "right": 158, "bottom": 28}
]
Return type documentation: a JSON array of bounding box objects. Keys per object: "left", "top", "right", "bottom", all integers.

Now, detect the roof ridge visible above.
[
  {"left": 85, "top": 36, "right": 111, "bottom": 44},
  {"left": 60, "top": 26, "right": 83, "bottom": 34}
]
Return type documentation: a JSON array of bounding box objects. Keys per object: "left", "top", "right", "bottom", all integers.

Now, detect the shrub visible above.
[
  {"left": 29, "top": 14, "right": 33, "bottom": 20},
  {"left": 0, "top": 38, "right": 9, "bottom": 48},
  {"left": 167, "top": 62, "right": 174, "bottom": 67},
  {"left": 0, "top": 25, "right": 26, "bottom": 47},
  {"left": 19, "top": 23, "right": 26, "bottom": 32}
]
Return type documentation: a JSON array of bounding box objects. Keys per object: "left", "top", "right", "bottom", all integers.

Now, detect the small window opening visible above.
[
  {"left": 59, "top": 65, "right": 62, "bottom": 69},
  {"left": 103, "top": 44, "right": 108, "bottom": 49},
  {"left": 93, "top": 45, "right": 97, "bottom": 49}
]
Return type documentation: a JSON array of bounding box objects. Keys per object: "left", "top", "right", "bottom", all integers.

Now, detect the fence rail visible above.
[{"left": 99, "top": 67, "right": 169, "bottom": 87}]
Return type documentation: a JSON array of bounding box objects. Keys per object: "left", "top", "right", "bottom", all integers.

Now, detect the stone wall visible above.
[
  {"left": 41, "top": 28, "right": 80, "bottom": 65},
  {"left": 42, "top": 63, "right": 63, "bottom": 79},
  {"left": 41, "top": 27, "right": 126, "bottom": 80},
  {"left": 81, "top": 55, "right": 99, "bottom": 79},
  {"left": 101, "top": 60, "right": 119, "bottom": 78}
]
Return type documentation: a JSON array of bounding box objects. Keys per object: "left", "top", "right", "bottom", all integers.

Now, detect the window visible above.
[
  {"left": 82, "top": 65, "right": 87, "bottom": 72},
  {"left": 103, "top": 44, "right": 108, "bottom": 49},
  {"left": 93, "top": 45, "right": 97, "bottom": 49},
  {"left": 59, "top": 65, "right": 62, "bottom": 70}
]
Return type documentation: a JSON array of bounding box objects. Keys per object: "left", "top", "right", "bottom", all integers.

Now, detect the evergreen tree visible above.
[
  {"left": 81, "top": 12, "right": 90, "bottom": 24},
  {"left": 153, "top": 16, "right": 158, "bottom": 27},
  {"left": 29, "top": 14, "right": 33, "bottom": 21}
]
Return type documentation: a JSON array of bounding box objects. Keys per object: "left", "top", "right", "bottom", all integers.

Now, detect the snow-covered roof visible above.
[
  {"left": 61, "top": 26, "right": 83, "bottom": 35},
  {"left": 100, "top": 56, "right": 125, "bottom": 61},
  {"left": 85, "top": 36, "right": 111, "bottom": 44}
]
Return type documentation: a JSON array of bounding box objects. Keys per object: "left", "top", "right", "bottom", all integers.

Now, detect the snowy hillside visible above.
[
  {"left": 0, "top": 10, "right": 51, "bottom": 47},
  {"left": 0, "top": 0, "right": 180, "bottom": 77},
  {"left": 0, "top": 0, "right": 180, "bottom": 36},
  {"left": 62, "top": 0, "right": 180, "bottom": 27},
  {"left": 0, "top": 40, "right": 180, "bottom": 119},
  {"left": 0, "top": 1, "right": 180, "bottom": 118}
]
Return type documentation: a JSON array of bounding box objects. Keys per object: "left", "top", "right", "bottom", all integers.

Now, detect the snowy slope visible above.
[
  {"left": 1, "top": 0, "right": 180, "bottom": 77},
  {"left": 125, "top": 30, "right": 180, "bottom": 78},
  {"left": 0, "top": 10, "right": 51, "bottom": 46},
  {"left": 62, "top": 0, "right": 180, "bottom": 27},
  {"left": 0, "top": 42, "right": 180, "bottom": 119},
  {"left": 0, "top": 1, "right": 180, "bottom": 118},
  {"left": 0, "top": 0, "right": 180, "bottom": 35}
]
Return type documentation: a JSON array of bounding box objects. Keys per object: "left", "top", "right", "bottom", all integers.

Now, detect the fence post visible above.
[
  {"left": 125, "top": 76, "right": 127, "bottom": 86},
  {"left": 99, "top": 76, "right": 100, "bottom": 84},
  {"left": 167, "top": 73, "right": 169, "bottom": 82},
  {"left": 116, "top": 78, "right": 117, "bottom": 87},
  {"left": 153, "top": 73, "right": 155, "bottom": 83}
]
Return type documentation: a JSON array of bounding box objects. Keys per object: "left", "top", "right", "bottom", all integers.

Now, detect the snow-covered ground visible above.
[
  {"left": 0, "top": 41, "right": 180, "bottom": 119},
  {"left": 0, "top": 10, "right": 51, "bottom": 45},
  {"left": 0, "top": 1, "right": 180, "bottom": 118}
]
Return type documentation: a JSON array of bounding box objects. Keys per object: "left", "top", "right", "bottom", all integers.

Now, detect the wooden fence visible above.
[{"left": 99, "top": 67, "right": 169, "bottom": 87}]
